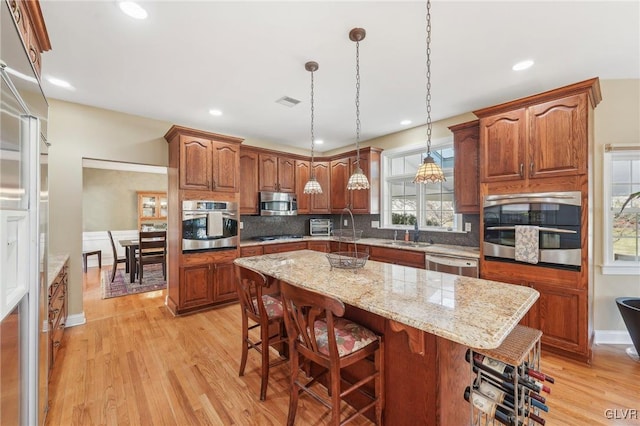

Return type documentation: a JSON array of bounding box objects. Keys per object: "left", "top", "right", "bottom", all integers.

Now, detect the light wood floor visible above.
[{"left": 45, "top": 266, "right": 640, "bottom": 425}]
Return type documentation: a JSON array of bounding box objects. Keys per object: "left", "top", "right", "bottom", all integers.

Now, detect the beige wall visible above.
[
  {"left": 48, "top": 80, "right": 639, "bottom": 335},
  {"left": 82, "top": 168, "right": 167, "bottom": 232}
]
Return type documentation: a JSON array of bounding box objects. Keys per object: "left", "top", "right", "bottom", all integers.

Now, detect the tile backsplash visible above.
[{"left": 240, "top": 213, "right": 480, "bottom": 247}]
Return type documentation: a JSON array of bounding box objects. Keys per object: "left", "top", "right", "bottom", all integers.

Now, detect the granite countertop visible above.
[
  {"left": 48, "top": 254, "right": 69, "bottom": 287},
  {"left": 235, "top": 250, "right": 538, "bottom": 350},
  {"left": 241, "top": 236, "right": 480, "bottom": 259}
]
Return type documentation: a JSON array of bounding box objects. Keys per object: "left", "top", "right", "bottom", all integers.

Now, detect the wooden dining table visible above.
[{"left": 118, "top": 239, "right": 140, "bottom": 283}]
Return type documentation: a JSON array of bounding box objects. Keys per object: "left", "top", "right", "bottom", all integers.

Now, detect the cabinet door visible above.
[
  {"left": 351, "top": 153, "right": 371, "bottom": 214},
  {"left": 528, "top": 94, "right": 587, "bottom": 179},
  {"left": 278, "top": 157, "right": 296, "bottom": 193},
  {"left": 330, "top": 158, "right": 350, "bottom": 213},
  {"left": 179, "top": 264, "right": 214, "bottom": 309},
  {"left": 239, "top": 150, "right": 260, "bottom": 214},
  {"left": 479, "top": 109, "right": 526, "bottom": 182},
  {"left": 528, "top": 282, "right": 587, "bottom": 356},
  {"left": 211, "top": 141, "right": 239, "bottom": 192},
  {"left": 451, "top": 122, "right": 480, "bottom": 214},
  {"left": 307, "top": 241, "right": 330, "bottom": 253},
  {"left": 311, "top": 162, "right": 331, "bottom": 213},
  {"left": 295, "top": 160, "right": 311, "bottom": 214},
  {"left": 180, "top": 136, "right": 212, "bottom": 190},
  {"left": 259, "top": 154, "right": 279, "bottom": 192},
  {"left": 213, "top": 262, "right": 237, "bottom": 302}
]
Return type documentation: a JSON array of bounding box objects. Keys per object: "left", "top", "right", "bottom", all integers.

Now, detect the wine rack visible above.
[{"left": 465, "top": 325, "right": 554, "bottom": 425}]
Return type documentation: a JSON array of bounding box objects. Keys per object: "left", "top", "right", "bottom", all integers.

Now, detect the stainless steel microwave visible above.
[
  {"left": 259, "top": 191, "right": 297, "bottom": 216},
  {"left": 182, "top": 200, "right": 239, "bottom": 251},
  {"left": 483, "top": 191, "right": 582, "bottom": 270}
]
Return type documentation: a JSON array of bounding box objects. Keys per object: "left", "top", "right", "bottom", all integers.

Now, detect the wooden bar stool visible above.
[
  {"left": 279, "top": 281, "right": 384, "bottom": 425},
  {"left": 82, "top": 249, "right": 101, "bottom": 272},
  {"left": 234, "top": 265, "right": 288, "bottom": 401}
]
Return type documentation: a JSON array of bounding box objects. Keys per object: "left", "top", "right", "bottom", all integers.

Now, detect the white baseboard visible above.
[
  {"left": 65, "top": 312, "right": 86, "bottom": 328},
  {"left": 594, "top": 330, "right": 633, "bottom": 345},
  {"left": 82, "top": 230, "right": 138, "bottom": 268}
]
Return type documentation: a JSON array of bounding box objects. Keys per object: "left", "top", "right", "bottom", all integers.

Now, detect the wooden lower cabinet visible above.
[
  {"left": 49, "top": 259, "right": 68, "bottom": 370},
  {"left": 176, "top": 250, "right": 238, "bottom": 313},
  {"left": 263, "top": 241, "right": 307, "bottom": 254},
  {"left": 240, "top": 245, "right": 264, "bottom": 257},
  {"left": 307, "top": 241, "right": 330, "bottom": 253},
  {"left": 369, "top": 246, "right": 425, "bottom": 269},
  {"left": 481, "top": 261, "right": 590, "bottom": 361}
]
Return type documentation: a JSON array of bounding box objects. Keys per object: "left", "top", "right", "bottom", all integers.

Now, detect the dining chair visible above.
[
  {"left": 234, "top": 264, "right": 288, "bottom": 401},
  {"left": 136, "top": 231, "right": 167, "bottom": 283},
  {"left": 107, "top": 230, "right": 127, "bottom": 282},
  {"left": 279, "top": 281, "right": 384, "bottom": 426}
]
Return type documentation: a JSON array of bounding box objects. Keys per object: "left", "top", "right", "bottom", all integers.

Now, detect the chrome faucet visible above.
[{"left": 393, "top": 230, "right": 398, "bottom": 242}]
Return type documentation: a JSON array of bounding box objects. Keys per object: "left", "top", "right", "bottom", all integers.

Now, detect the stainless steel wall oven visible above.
[
  {"left": 182, "top": 200, "right": 239, "bottom": 251},
  {"left": 483, "top": 191, "right": 582, "bottom": 270}
]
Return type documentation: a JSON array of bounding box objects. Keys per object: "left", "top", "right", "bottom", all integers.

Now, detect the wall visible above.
[
  {"left": 48, "top": 79, "right": 639, "bottom": 338},
  {"left": 592, "top": 79, "right": 640, "bottom": 338},
  {"left": 83, "top": 168, "right": 167, "bottom": 231}
]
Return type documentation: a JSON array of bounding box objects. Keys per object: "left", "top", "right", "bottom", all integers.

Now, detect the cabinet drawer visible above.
[
  {"left": 307, "top": 241, "right": 330, "bottom": 253},
  {"left": 369, "top": 246, "right": 425, "bottom": 268},
  {"left": 263, "top": 241, "right": 307, "bottom": 254},
  {"left": 240, "top": 246, "right": 264, "bottom": 257}
]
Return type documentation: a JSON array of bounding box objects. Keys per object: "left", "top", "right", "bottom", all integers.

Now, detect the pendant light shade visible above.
[
  {"left": 347, "top": 28, "right": 370, "bottom": 191},
  {"left": 413, "top": 0, "right": 446, "bottom": 184},
  {"left": 303, "top": 61, "right": 323, "bottom": 194}
]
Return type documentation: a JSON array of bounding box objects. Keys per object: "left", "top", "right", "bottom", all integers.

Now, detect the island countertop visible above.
[{"left": 235, "top": 249, "right": 538, "bottom": 350}]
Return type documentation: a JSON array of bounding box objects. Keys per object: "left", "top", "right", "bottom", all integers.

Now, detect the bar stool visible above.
[
  {"left": 279, "top": 281, "right": 384, "bottom": 425},
  {"left": 234, "top": 265, "right": 288, "bottom": 401}
]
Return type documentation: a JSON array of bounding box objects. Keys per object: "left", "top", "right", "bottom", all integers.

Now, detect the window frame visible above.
[
  {"left": 379, "top": 137, "right": 463, "bottom": 232},
  {"left": 602, "top": 148, "right": 640, "bottom": 275}
]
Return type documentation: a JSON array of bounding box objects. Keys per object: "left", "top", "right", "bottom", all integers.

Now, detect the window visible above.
[
  {"left": 380, "top": 140, "right": 460, "bottom": 231},
  {"left": 602, "top": 148, "right": 640, "bottom": 274}
]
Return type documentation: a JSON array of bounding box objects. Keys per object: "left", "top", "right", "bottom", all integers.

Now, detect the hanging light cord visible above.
[
  {"left": 425, "top": 0, "right": 432, "bottom": 156},
  {"left": 355, "top": 38, "right": 361, "bottom": 167},
  {"left": 310, "top": 68, "right": 316, "bottom": 173}
]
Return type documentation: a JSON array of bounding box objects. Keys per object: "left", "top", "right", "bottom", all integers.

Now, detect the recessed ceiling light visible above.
[
  {"left": 315, "top": 139, "right": 324, "bottom": 145},
  {"left": 46, "top": 76, "right": 74, "bottom": 90},
  {"left": 118, "top": 1, "right": 148, "bottom": 20},
  {"left": 512, "top": 60, "right": 534, "bottom": 71},
  {"left": 400, "top": 120, "right": 412, "bottom": 125},
  {"left": 209, "top": 109, "right": 223, "bottom": 116}
]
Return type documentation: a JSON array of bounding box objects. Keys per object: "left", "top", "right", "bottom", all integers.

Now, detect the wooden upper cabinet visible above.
[
  {"left": 311, "top": 162, "right": 331, "bottom": 213},
  {"left": 258, "top": 154, "right": 296, "bottom": 193},
  {"left": 180, "top": 136, "right": 212, "bottom": 190},
  {"left": 239, "top": 149, "right": 259, "bottom": 214},
  {"left": 330, "top": 148, "right": 381, "bottom": 214},
  {"left": 295, "top": 160, "right": 311, "bottom": 214},
  {"left": 449, "top": 120, "right": 480, "bottom": 214},
  {"left": 528, "top": 94, "right": 587, "bottom": 179},
  {"left": 475, "top": 78, "right": 601, "bottom": 185},
  {"left": 165, "top": 125, "right": 243, "bottom": 193}
]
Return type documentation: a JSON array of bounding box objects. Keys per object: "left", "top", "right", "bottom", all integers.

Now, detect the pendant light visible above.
[
  {"left": 413, "top": 0, "right": 446, "bottom": 184},
  {"left": 346, "top": 28, "right": 370, "bottom": 191},
  {"left": 303, "top": 61, "right": 323, "bottom": 194}
]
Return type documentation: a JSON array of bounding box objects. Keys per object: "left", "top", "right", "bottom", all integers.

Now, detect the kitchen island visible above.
[{"left": 235, "top": 250, "right": 539, "bottom": 425}]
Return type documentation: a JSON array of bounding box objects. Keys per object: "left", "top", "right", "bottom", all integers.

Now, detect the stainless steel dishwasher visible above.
[{"left": 424, "top": 253, "right": 479, "bottom": 278}]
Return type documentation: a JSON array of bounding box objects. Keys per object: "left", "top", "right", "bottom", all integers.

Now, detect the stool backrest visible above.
[{"left": 235, "top": 265, "right": 269, "bottom": 320}]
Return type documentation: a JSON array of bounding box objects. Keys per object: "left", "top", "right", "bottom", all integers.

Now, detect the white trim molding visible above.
[
  {"left": 65, "top": 312, "right": 86, "bottom": 328},
  {"left": 594, "top": 329, "right": 632, "bottom": 345}
]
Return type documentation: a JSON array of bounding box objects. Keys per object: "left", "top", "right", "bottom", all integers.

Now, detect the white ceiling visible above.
[{"left": 38, "top": 1, "right": 639, "bottom": 153}]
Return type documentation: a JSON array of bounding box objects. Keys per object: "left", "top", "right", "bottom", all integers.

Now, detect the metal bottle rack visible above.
[{"left": 467, "top": 325, "right": 548, "bottom": 426}]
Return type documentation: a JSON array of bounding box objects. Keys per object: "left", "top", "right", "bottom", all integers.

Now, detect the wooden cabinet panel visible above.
[
  {"left": 278, "top": 157, "right": 296, "bottom": 192},
  {"left": 240, "top": 245, "right": 264, "bottom": 257},
  {"left": 213, "top": 262, "right": 237, "bottom": 302},
  {"left": 239, "top": 149, "right": 259, "bottom": 214},
  {"left": 137, "top": 191, "right": 167, "bottom": 230},
  {"left": 295, "top": 160, "right": 311, "bottom": 214},
  {"left": 8, "top": 0, "right": 51, "bottom": 78},
  {"left": 330, "top": 158, "right": 350, "bottom": 212},
  {"left": 528, "top": 94, "right": 587, "bottom": 179},
  {"left": 180, "top": 264, "right": 214, "bottom": 309},
  {"left": 479, "top": 109, "right": 526, "bottom": 183},
  {"left": 449, "top": 120, "right": 480, "bottom": 214},
  {"left": 350, "top": 153, "right": 371, "bottom": 214},
  {"left": 49, "top": 260, "right": 68, "bottom": 370},
  {"left": 258, "top": 154, "right": 278, "bottom": 191},
  {"left": 263, "top": 241, "right": 308, "bottom": 254},
  {"left": 369, "top": 246, "right": 425, "bottom": 269},
  {"left": 311, "top": 162, "right": 331, "bottom": 213},
  {"left": 307, "top": 241, "right": 330, "bottom": 253},
  {"left": 179, "top": 136, "right": 212, "bottom": 190},
  {"left": 212, "top": 141, "right": 240, "bottom": 192}
]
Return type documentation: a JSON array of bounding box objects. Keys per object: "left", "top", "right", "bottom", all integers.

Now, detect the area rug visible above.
[{"left": 101, "top": 264, "right": 166, "bottom": 299}]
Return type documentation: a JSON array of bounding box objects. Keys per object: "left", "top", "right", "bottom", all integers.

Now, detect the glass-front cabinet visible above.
[{"left": 137, "top": 191, "right": 168, "bottom": 231}]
